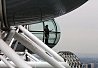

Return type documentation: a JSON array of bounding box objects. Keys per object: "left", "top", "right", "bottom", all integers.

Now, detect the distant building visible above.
[
  {"left": 82, "top": 64, "right": 88, "bottom": 68},
  {"left": 82, "top": 63, "right": 94, "bottom": 68},
  {"left": 90, "top": 63, "right": 94, "bottom": 68}
]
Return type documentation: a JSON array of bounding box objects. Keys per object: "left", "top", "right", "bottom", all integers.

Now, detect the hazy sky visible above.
[{"left": 53, "top": 0, "right": 98, "bottom": 54}]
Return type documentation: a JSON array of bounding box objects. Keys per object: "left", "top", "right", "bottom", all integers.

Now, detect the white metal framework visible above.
[{"left": 0, "top": 25, "right": 71, "bottom": 68}]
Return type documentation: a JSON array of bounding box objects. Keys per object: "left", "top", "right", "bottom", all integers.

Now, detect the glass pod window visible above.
[{"left": 28, "top": 19, "right": 61, "bottom": 48}]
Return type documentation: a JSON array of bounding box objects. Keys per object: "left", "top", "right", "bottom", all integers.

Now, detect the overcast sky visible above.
[{"left": 53, "top": 0, "right": 98, "bottom": 54}]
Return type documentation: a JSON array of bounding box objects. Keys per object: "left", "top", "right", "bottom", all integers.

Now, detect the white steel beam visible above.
[
  {"left": 0, "top": 61, "right": 70, "bottom": 68},
  {"left": 14, "top": 32, "right": 66, "bottom": 68},
  {"left": 18, "top": 25, "right": 64, "bottom": 62},
  {"left": 5, "top": 29, "right": 15, "bottom": 45},
  {"left": 0, "top": 55, "right": 15, "bottom": 68},
  {"left": 0, "top": 39, "right": 32, "bottom": 68},
  {"left": 25, "top": 51, "right": 40, "bottom": 62}
]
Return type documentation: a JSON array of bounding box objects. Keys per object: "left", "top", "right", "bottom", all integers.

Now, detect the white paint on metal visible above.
[
  {"left": 25, "top": 51, "right": 40, "bottom": 62},
  {"left": 0, "top": 39, "right": 32, "bottom": 68},
  {"left": 14, "top": 32, "right": 66, "bottom": 68},
  {"left": 18, "top": 25, "right": 64, "bottom": 62},
  {"left": 0, "top": 55, "right": 15, "bottom": 68},
  {"left": 0, "top": 61, "right": 71, "bottom": 68}
]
